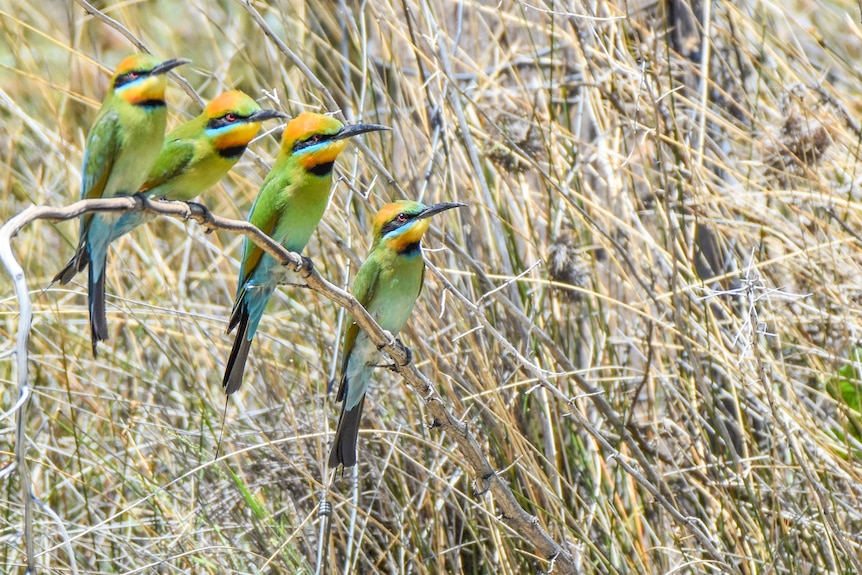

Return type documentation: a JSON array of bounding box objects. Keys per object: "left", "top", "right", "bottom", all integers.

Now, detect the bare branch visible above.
[
  {"left": 0, "top": 207, "right": 37, "bottom": 573},
  {"left": 0, "top": 197, "right": 581, "bottom": 575}
]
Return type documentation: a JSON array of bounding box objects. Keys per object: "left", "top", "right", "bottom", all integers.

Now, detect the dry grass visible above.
[{"left": 4, "top": 0, "right": 862, "bottom": 572}]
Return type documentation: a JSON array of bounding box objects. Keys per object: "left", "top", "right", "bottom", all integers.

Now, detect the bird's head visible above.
[
  {"left": 374, "top": 200, "right": 466, "bottom": 253},
  {"left": 110, "top": 54, "right": 189, "bottom": 106},
  {"left": 203, "top": 90, "right": 287, "bottom": 156},
  {"left": 281, "top": 112, "right": 388, "bottom": 177}
]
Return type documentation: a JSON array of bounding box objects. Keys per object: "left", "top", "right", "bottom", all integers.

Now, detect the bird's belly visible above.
[
  {"left": 372, "top": 291, "right": 418, "bottom": 334},
  {"left": 245, "top": 252, "right": 302, "bottom": 288}
]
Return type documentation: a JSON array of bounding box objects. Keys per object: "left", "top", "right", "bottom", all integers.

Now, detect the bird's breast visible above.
[{"left": 367, "top": 268, "right": 424, "bottom": 334}]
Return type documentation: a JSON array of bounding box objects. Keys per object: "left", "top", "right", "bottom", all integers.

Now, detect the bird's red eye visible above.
[
  {"left": 128, "top": 72, "right": 139, "bottom": 80},
  {"left": 226, "top": 113, "right": 238, "bottom": 122},
  {"left": 397, "top": 213, "right": 408, "bottom": 223}
]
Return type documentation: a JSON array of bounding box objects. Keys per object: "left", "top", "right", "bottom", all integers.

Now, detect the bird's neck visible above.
[
  {"left": 307, "top": 161, "right": 334, "bottom": 177},
  {"left": 379, "top": 236, "right": 423, "bottom": 256},
  {"left": 399, "top": 241, "right": 421, "bottom": 256},
  {"left": 115, "top": 77, "right": 167, "bottom": 109},
  {"left": 208, "top": 121, "right": 261, "bottom": 159},
  {"left": 216, "top": 144, "right": 248, "bottom": 159}
]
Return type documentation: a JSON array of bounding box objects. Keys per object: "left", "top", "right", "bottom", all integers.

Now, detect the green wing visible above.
[
  {"left": 340, "top": 256, "right": 381, "bottom": 374},
  {"left": 236, "top": 169, "right": 288, "bottom": 288},
  {"left": 139, "top": 135, "right": 197, "bottom": 193},
  {"left": 81, "top": 109, "right": 121, "bottom": 201},
  {"left": 78, "top": 108, "right": 120, "bottom": 235}
]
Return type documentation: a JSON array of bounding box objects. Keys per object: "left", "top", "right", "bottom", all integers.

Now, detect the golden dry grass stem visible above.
[{"left": 5, "top": 0, "right": 862, "bottom": 572}]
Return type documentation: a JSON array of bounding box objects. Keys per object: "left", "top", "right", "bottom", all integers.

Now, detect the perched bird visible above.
[
  {"left": 222, "top": 112, "right": 388, "bottom": 395},
  {"left": 329, "top": 200, "right": 465, "bottom": 469},
  {"left": 53, "top": 53, "right": 189, "bottom": 355},
  {"left": 61, "top": 90, "right": 286, "bottom": 272},
  {"left": 110, "top": 90, "right": 287, "bottom": 243}
]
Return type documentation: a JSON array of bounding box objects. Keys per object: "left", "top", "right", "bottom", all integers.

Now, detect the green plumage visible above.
[
  {"left": 139, "top": 113, "right": 225, "bottom": 199},
  {"left": 329, "top": 200, "right": 464, "bottom": 468},
  {"left": 110, "top": 90, "right": 283, "bottom": 242},
  {"left": 53, "top": 54, "right": 188, "bottom": 355},
  {"left": 222, "top": 112, "right": 388, "bottom": 395}
]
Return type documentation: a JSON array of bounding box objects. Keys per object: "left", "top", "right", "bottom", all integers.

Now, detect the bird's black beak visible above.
[
  {"left": 416, "top": 202, "right": 467, "bottom": 220},
  {"left": 247, "top": 109, "right": 289, "bottom": 122},
  {"left": 151, "top": 58, "right": 192, "bottom": 76},
  {"left": 334, "top": 122, "right": 390, "bottom": 140}
]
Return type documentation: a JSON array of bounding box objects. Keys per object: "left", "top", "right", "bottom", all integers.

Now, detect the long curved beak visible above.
[
  {"left": 334, "top": 122, "right": 390, "bottom": 140},
  {"left": 416, "top": 202, "right": 467, "bottom": 220},
  {"left": 247, "top": 109, "right": 289, "bottom": 122},
  {"left": 151, "top": 58, "right": 192, "bottom": 76}
]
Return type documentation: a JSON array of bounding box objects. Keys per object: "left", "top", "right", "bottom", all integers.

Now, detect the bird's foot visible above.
[
  {"left": 186, "top": 201, "right": 216, "bottom": 232},
  {"left": 298, "top": 256, "right": 314, "bottom": 277},
  {"left": 132, "top": 191, "right": 149, "bottom": 211},
  {"left": 378, "top": 336, "right": 412, "bottom": 371},
  {"left": 472, "top": 470, "right": 495, "bottom": 498},
  {"left": 397, "top": 340, "right": 413, "bottom": 366},
  {"left": 376, "top": 330, "right": 396, "bottom": 352}
]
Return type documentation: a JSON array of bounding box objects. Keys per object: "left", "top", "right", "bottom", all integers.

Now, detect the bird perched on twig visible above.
[
  {"left": 329, "top": 199, "right": 465, "bottom": 469},
  {"left": 222, "top": 112, "right": 389, "bottom": 395},
  {"left": 54, "top": 53, "right": 189, "bottom": 355},
  {"left": 59, "top": 90, "right": 285, "bottom": 279}
]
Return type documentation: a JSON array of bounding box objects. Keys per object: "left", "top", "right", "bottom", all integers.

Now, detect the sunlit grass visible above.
[{"left": 4, "top": 0, "right": 862, "bottom": 572}]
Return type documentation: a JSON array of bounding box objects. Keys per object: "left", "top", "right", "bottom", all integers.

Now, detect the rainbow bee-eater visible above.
[
  {"left": 110, "top": 90, "right": 287, "bottom": 242},
  {"left": 329, "top": 200, "right": 465, "bottom": 468},
  {"left": 53, "top": 53, "right": 189, "bottom": 355},
  {"left": 222, "top": 112, "right": 388, "bottom": 395},
  {"left": 60, "top": 90, "right": 286, "bottom": 272}
]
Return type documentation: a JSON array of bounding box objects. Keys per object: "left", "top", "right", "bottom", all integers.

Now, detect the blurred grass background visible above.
[{"left": 4, "top": 0, "right": 862, "bottom": 572}]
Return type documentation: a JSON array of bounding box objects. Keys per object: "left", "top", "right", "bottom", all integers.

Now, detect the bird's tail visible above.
[
  {"left": 88, "top": 256, "right": 108, "bottom": 357},
  {"left": 54, "top": 244, "right": 90, "bottom": 285},
  {"left": 222, "top": 284, "right": 274, "bottom": 395},
  {"left": 223, "top": 303, "right": 252, "bottom": 395},
  {"left": 328, "top": 383, "right": 365, "bottom": 469}
]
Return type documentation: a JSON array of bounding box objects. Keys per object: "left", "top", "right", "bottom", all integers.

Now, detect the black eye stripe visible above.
[
  {"left": 292, "top": 132, "right": 334, "bottom": 152},
  {"left": 206, "top": 113, "right": 249, "bottom": 130},
  {"left": 114, "top": 70, "right": 151, "bottom": 89},
  {"left": 381, "top": 220, "right": 400, "bottom": 236},
  {"left": 381, "top": 212, "right": 420, "bottom": 236}
]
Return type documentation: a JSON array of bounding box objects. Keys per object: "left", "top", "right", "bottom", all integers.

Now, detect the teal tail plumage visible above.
[
  {"left": 223, "top": 284, "right": 274, "bottom": 394},
  {"left": 86, "top": 214, "right": 115, "bottom": 355},
  {"left": 88, "top": 256, "right": 108, "bottom": 355}
]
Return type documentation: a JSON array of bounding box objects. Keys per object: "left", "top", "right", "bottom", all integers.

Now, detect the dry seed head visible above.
[{"left": 547, "top": 230, "right": 589, "bottom": 302}]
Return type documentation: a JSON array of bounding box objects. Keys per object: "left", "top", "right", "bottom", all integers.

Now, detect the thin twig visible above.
[
  {"left": 746, "top": 275, "right": 862, "bottom": 573},
  {"left": 237, "top": 0, "right": 339, "bottom": 112},
  {"left": 424, "top": 261, "right": 740, "bottom": 573},
  {"left": 0, "top": 207, "right": 36, "bottom": 573}
]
